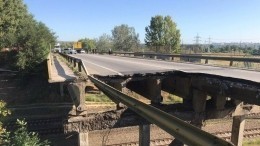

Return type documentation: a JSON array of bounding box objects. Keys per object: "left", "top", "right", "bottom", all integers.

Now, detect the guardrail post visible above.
[
  {"left": 231, "top": 115, "right": 245, "bottom": 146},
  {"left": 78, "top": 61, "right": 82, "bottom": 72},
  {"left": 139, "top": 124, "right": 150, "bottom": 146},
  {"left": 205, "top": 59, "right": 208, "bottom": 64},
  {"left": 74, "top": 59, "right": 77, "bottom": 67},
  {"left": 78, "top": 132, "right": 89, "bottom": 146},
  {"left": 230, "top": 61, "right": 233, "bottom": 66}
]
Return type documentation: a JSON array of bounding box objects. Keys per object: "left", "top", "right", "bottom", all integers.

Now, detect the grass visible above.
[
  {"left": 163, "top": 94, "right": 183, "bottom": 104},
  {"left": 85, "top": 93, "right": 112, "bottom": 103},
  {"left": 243, "top": 139, "right": 260, "bottom": 146}
]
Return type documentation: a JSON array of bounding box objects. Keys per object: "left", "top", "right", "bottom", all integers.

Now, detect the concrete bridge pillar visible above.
[
  {"left": 192, "top": 89, "right": 207, "bottom": 113},
  {"left": 67, "top": 81, "right": 88, "bottom": 115},
  {"left": 108, "top": 79, "right": 131, "bottom": 109},
  {"left": 212, "top": 95, "right": 226, "bottom": 110},
  {"left": 113, "top": 82, "right": 127, "bottom": 109},
  {"left": 191, "top": 89, "right": 207, "bottom": 128},
  {"left": 146, "top": 78, "right": 162, "bottom": 104}
]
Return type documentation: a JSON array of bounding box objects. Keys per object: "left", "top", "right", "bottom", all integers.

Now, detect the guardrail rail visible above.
[{"left": 112, "top": 51, "right": 260, "bottom": 69}]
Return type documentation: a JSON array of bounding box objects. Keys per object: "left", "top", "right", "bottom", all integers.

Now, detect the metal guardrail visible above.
[
  {"left": 59, "top": 53, "right": 234, "bottom": 146},
  {"left": 113, "top": 52, "right": 260, "bottom": 67}
]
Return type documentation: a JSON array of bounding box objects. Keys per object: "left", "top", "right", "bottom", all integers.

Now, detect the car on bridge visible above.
[
  {"left": 62, "top": 48, "right": 77, "bottom": 54},
  {"left": 80, "top": 50, "right": 85, "bottom": 53}
]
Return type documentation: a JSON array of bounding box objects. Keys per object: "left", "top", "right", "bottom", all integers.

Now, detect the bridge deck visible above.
[
  {"left": 72, "top": 54, "right": 260, "bottom": 83},
  {"left": 48, "top": 55, "right": 77, "bottom": 83}
]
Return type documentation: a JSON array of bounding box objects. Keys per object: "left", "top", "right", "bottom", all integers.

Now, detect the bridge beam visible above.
[
  {"left": 126, "top": 78, "right": 162, "bottom": 104},
  {"left": 162, "top": 77, "right": 191, "bottom": 99}
]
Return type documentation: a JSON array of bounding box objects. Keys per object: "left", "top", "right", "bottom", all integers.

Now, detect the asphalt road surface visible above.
[{"left": 72, "top": 54, "right": 260, "bottom": 83}]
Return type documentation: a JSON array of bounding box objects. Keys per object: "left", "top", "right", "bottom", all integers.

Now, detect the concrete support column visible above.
[
  {"left": 191, "top": 89, "right": 207, "bottom": 128},
  {"left": 67, "top": 81, "right": 87, "bottom": 115},
  {"left": 112, "top": 82, "right": 127, "bottom": 109},
  {"left": 78, "top": 132, "right": 89, "bottom": 146},
  {"left": 146, "top": 78, "right": 162, "bottom": 104},
  {"left": 192, "top": 89, "right": 207, "bottom": 113},
  {"left": 231, "top": 115, "right": 245, "bottom": 146},
  {"left": 139, "top": 124, "right": 150, "bottom": 146},
  {"left": 182, "top": 98, "right": 193, "bottom": 109},
  {"left": 212, "top": 95, "right": 226, "bottom": 110}
]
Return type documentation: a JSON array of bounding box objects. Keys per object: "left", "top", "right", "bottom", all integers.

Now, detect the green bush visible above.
[
  {"left": 0, "top": 101, "right": 49, "bottom": 146},
  {"left": 9, "top": 119, "right": 49, "bottom": 146}
]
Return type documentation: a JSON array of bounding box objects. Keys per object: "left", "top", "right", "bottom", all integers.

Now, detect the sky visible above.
[{"left": 23, "top": 0, "right": 260, "bottom": 44}]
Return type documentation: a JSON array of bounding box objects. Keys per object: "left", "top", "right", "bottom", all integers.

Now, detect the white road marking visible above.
[
  {"left": 82, "top": 59, "right": 123, "bottom": 76},
  {"left": 90, "top": 55, "right": 172, "bottom": 70}
]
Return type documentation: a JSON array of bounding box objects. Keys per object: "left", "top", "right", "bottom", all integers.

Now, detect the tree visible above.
[
  {"left": 0, "top": 0, "right": 56, "bottom": 72},
  {"left": 111, "top": 24, "right": 140, "bottom": 52},
  {"left": 15, "top": 20, "right": 56, "bottom": 71},
  {"left": 95, "top": 33, "right": 112, "bottom": 52},
  {"left": 60, "top": 42, "right": 73, "bottom": 49},
  {"left": 145, "top": 15, "right": 181, "bottom": 53},
  {"left": 0, "top": 0, "right": 28, "bottom": 48},
  {"left": 78, "top": 38, "right": 96, "bottom": 51}
]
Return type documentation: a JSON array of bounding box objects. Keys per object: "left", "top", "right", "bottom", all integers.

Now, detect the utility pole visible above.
[
  {"left": 208, "top": 36, "right": 211, "bottom": 53},
  {"left": 193, "top": 33, "right": 201, "bottom": 53}
]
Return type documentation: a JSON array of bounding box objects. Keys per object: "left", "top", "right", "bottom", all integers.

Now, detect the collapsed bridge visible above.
[{"left": 48, "top": 53, "right": 260, "bottom": 146}]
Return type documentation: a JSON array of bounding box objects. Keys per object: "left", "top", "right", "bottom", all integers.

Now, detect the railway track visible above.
[
  {"left": 106, "top": 127, "right": 260, "bottom": 146},
  {"left": 215, "top": 127, "right": 260, "bottom": 141}
]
